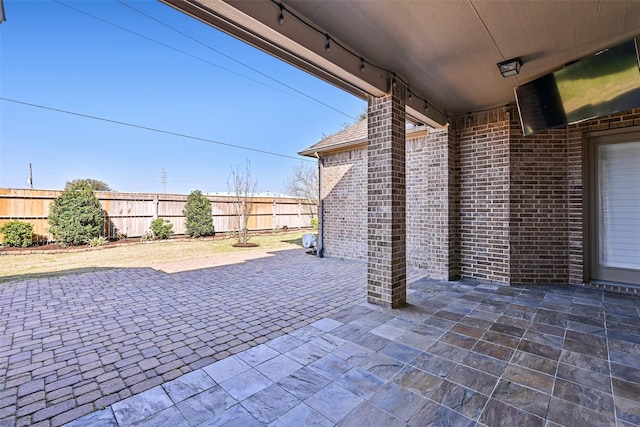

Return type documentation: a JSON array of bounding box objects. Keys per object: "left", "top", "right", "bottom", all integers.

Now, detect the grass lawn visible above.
[{"left": 0, "top": 230, "right": 308, "bottom": 283}]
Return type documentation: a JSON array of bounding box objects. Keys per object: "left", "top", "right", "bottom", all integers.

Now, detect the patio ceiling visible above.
[{"left": 161, "top": 0, "right": 640, "bottom": 127}]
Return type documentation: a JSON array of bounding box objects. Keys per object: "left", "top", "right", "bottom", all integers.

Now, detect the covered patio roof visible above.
[{"left": 161, "top": 0, "right": 640, "bottom": 127}]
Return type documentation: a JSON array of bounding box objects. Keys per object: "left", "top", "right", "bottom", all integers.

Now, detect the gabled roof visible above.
[
  {"left": 299, "top": 119, "right": 367, "bottom": 157},
  {"left": 299, "top": 119, "right": 429, "bottom": 157}
]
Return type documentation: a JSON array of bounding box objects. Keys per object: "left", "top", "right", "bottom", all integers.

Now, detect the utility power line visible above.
[{"left": 0, "top": 97, "right": 314, "bottom": 163}]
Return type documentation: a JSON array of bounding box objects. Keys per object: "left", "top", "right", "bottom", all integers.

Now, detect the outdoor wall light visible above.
[{"left": 497, "top": 57, "right": 522, "bottom": 77}]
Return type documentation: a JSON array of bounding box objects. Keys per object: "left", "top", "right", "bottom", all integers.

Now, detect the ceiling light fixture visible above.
[
  {"left": 497, "top": 57, "right": 522, "bottom": 77},
  {"left": 325, "top": 34, "right": 331, "bottom": 52}
]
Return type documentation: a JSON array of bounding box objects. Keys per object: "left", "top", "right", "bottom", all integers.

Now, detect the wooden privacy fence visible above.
[{"left": 0, "top": 188, "right": 316, "bottom": 243}]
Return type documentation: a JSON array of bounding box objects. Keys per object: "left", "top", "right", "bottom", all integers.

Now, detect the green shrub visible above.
[
  {"left": 89, "top": 236, "right": 108, "bottom": 247},
  {"left": 310, "top": 217, "right": 319, "bottom": 229},
  {"left": 0, "top": 220, "right": 34, "bottom": 247},
  {"left": 48, "top": 183, "right": 103, "bottom": 246},
  {"left": 150, "top": 218, "right": 173, "bottom": 240},
  {"left": 183, "top": 190, "right": 215, "bottom": 237}
]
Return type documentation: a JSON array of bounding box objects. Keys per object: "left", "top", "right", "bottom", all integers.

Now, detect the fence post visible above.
[
  {"left": 153, "top": 194, "right": 159, "bottom": 220},
  {"left": 272, "top": 200, "right": 277, "bottom": 230}
]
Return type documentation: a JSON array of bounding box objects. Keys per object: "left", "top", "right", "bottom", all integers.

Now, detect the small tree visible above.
[
  {"left": 150, "top": 218, "right": 173, "bottom": 239},
  {"left": 228, "top": 160, "right": 257, "bottom": 246},
  {"left": 284, "top": 162, "right": 318, "bottom": 217},
  {"left": 183, "top": 190, "right": 215, "bottom": 237},
  {"left": 65, "top": 178, "right": 112, "bottom": 192},
  {"left": 48, "top": 183, "right": 103, "bottom": 246},
  {"left": 0, "top": 220, "right": 34, "bottom": 247}
]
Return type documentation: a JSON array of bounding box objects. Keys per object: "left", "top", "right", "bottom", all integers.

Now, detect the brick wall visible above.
[
  {"left": 320, "top": 105, "right": 640, "bottom": 287},
  {"left": 321, "top": 148, "right": 367, "bottom": 259},
  {"left": 508, "top": 108, "right": 568, "bottom": 284},
  {"left": 407, "top": 129, "right": 453, "bottom": 279},
  {"left": 322, "top": 130, "right": 452, "bottom": 279},
  {"left": 454, "top": 108, "right": 511, "bottom": 284}
]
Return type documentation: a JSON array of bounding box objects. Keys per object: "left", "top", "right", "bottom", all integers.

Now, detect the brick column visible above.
[{"left": 367, "top": 80, "right": 407, "bottom": 308}]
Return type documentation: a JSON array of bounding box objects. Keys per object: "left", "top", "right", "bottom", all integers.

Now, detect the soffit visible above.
[{"left": 163, "top": 0, "right": 640, "bottom": 120}]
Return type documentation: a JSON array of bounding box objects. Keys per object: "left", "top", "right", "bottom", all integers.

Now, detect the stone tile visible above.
[
  {"left": 424, "top": 340, "right": 468, "bottom": 362},
  {"left": 369, "top": 381, "right": 425, "bottom": 421},
  {"left": 219, "top": 369, "right": 272, "bottom": 401},
  {"left": 133, "top": 405, "right": 190, "bottom": 427},
  {"left": 471, "top": 339, "right": 514, "bottom": 361},
  {"left": 284, "top": 342, "right": 327, "bottom": 366},
  {"left": 546, "top": 396, "right": 615, "bottom": 427},
  {"left": 370, "top": 324, "right": 406, "bottom": 340},
  {"left": 175, "top": 385, "right": 236, "bottom": 426},
  {"left": 197, "top": 403, "right": 261, "bottom": 427},
  {"left": 335, "top": 366, "right": 385, "bottom": 399},
  {"left": 112, "top": 385, "right": 172, "bottom": 425},
  {"left": 440, "top": 331, "right": 477, "bottom": 349},
  {"left": 236, "top": 344, "right": 280, "bottom": 367},
  {"left": 162, "top": 368, "right": 216, "bottom": 404},
  {"left": 379, "top": 342, "right": 422, "bottom": 364},
  {"left": 305, "top": 382, "right": 362, "bottom": 423},
  {"left": 265, "top": 335, "right": 305, "bottom": 354},
  {"left": 431, "top": 379, "right": 488, "bottom": 420},
  {"left": 395, "top": 331, "right": 436, "bottom": 351},
  {"left": 481, "top": 330, "right": 520, "bottom": 349},
  {"left": 609, "top": 339, "right": 640, "bottom": 370},
  {"left": 392, "top": 365, "right": 442, "bottom": 398},
  {"left": 241, "top": 383, "right": 299, "bottom": 424},
  {"left": 517, "top": 339, "right": 561, "bottom": 361},
  {"left": 310, "top": 318, "right": 343, "bottom": 332},
  {"left": 332, "top": 341, "right": 375, "bottom": 364},
  {"left": 559, "top": 350, "right": 610, "bottom": 375},
  {"left": 615, "top": 395, "right": 640, "bottom": 426},
  {"left": 611, "top": 362, "right": 640, "bottom": 383},
  {"left": 308, "top": 334, "right": 347, "bottom": 353},
  {"left": 203, "top": 356, "right": 251, "bottom": 384},
  {"left": 273, "top": 402, "right": 333, "bottom": 427},
  {"left": 63, "top": 408, "right": 117, "bottom": 427},
  {"left": 502, "top": 364, "right": 554, "bottom": 394},
  {"left": 492, "top": 380, "right": 550, "bottom": 417},
  {"left": 255, "top": 354, "right": 303, "bottom": 382},
  {"left": 276, "top": 367, "right": 331, "bottom": 400},
  {"left": 552, "top": 378, "right": 614, "bottom": 413},
  {"left": 460, "top": 351, "right": 507, "bottom": 377},
  {"left": 411, "top": 352, "right": 457, "bottom": 378},
  {"left": 612, "top": 377, "right": 640, "bottom": 402},
  {"left": 357, "top": 352, "right": 403, "bottom": 380},
  {"left": 447, "top": 365, "right": 499, "bottom": 396},
  {"left": 479, "top": 398, "right": 545, "bottom": 427},
  {"left": 290, "top": 326, "right": 324, "bottom": 342},
  {"left": 450, "top": 323, "right": 486, "bottom": 339},
  {"left": 489, "top": 322, "right": 526, "bottom": 338},
  {"left": 339, "top": 401, "right": 406, "bottom": 427},
  {"left": 350, "top": 332, "right": 391, "bottom": 351},
  {"left": 510, "top": 350, "right": 557, "bottom": 376},
  {"left": 556, "top": 363, "right": 611, "bottom": 394},
  {"left": 409, "top": 399, "right": 474, "bottom": 427},
  {"left": 308, "top": 353, "right": 353, "bottom": 381}
]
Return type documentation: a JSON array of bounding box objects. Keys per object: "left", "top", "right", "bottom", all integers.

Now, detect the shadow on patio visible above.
[{"left": 1, "top": 250, "right": 639, "bottom": 426}]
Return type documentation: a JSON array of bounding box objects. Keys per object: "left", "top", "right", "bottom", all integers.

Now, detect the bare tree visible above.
[
  {"left": 285, "top": 162, "right": 318, "bottom": 217},
  {"left": 227, "top": 160, "right": 257, "bottom": 246}
]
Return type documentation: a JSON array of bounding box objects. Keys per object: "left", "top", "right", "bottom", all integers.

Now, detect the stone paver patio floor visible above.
[{"left": 1, "top": 249, "right": 640, "bottom": 426}]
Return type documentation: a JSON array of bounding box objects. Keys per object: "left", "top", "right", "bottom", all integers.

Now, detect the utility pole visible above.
[
  {"left": 27, "top": 163, "right": 33, "bottom": 189},
  {"left": 161, "top": 168, "right": 167, "bottom": 194}
]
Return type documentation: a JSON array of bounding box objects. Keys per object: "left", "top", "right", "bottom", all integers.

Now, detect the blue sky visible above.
[{"left": 0, "top": 0, "right": 365, "bottom": 194}]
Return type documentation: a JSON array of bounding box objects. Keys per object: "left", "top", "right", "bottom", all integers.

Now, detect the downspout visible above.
[{"left": 314, "top": 152, "right": 324, "bottom": 258}]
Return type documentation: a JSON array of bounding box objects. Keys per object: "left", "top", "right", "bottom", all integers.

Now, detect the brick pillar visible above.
[{"left": 367, "top": 80, "right": 407, "bottom": 308}]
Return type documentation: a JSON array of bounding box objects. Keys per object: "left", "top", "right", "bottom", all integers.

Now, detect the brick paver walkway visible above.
[{"left": 1, "top": 250, "right": 419, "bottom": 427}]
